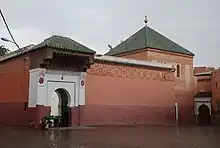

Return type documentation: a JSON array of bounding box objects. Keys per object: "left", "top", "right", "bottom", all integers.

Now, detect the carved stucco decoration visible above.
[{"left": 87, "top": 63, "right": 174, "bottom": 81}]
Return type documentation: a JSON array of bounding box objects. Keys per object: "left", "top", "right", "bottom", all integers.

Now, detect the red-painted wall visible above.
[
  {"left": 0, "top": 57, "right": 28, "bottom": 102},
  {"left": 196, "top": 78, "right": 212, "bottom": 92},
  {"left": 0, "top": 56, "right": 35, "bottom": 126},
  {"left": 194, "top": 67, "right": 215, "bottom": 74},
  {"left": 84, "top": 62, "right": 176, "bottom": 125},
  {"left": 212, "top": 69, "right": 220, "bottom": 112},
  {"left": 121, "top": 49, "right": 195, "bottom": 125}
]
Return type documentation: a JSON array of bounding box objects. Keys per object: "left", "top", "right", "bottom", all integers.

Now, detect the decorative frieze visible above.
[
  {"left": 0, "top": 72, "right": 8, "bottom": 76},
  {"left": 87, "top": 63, "right": 174, "bottom": 81}
]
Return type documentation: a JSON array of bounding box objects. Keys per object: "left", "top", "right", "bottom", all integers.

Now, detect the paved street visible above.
[{"left": 0, "top": 125, "right": 220, "bottom": 148}]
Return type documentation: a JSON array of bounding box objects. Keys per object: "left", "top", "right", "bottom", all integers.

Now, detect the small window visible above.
[
  {"left": 216, "top": 82, "right": 218, "bottom": 89},
  {"left": 176, "top": 64, "right": 180, "bottom": 77}
]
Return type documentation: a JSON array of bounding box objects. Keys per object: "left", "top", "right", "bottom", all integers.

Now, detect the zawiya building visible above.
[{"left": 0, "top": 24, "right": 196, "bottom": 128}]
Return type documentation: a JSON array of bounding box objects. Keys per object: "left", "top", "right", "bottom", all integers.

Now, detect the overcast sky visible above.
[{"left": 0, "top": 0, "right": 219, "bottom": 67}]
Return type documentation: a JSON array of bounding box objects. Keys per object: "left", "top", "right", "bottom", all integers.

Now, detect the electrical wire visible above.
[{"left": 0, "top": 9, "right": 20, "bottom": 50}]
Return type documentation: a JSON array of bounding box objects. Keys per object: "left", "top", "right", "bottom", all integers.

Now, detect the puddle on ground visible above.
[{"left": 0, "top": 126, "right": 220, "bottom": 148}]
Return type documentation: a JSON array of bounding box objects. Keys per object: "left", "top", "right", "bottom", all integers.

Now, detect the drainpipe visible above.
[
  {"left": 163, "top": 67, "right": 175, "bottom": 79},
  {"left": 78, "top": 73, "right": 85, "bottom": 127},
  {"left": 78, "top": 105, "right": 81, "bottom": 126},
  {"left": 163, "top": 67, "right": 178, "bottom": 125},
  {"left": 78, "top": 77, "right": 81, "bottom": 126},
  {"left": 175, "top": 102, "right": 179, "bottom": 125},
  {"left": 78, "top": 76, "right": 82, "bottom": 127}
]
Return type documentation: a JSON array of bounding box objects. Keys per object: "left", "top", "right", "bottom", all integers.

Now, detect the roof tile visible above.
[
  {"left": 105, "top": 26, "right": 194, "bottom": 56},
  {"left": 33, "top": 35, "right": 96, "bottom": 54}
]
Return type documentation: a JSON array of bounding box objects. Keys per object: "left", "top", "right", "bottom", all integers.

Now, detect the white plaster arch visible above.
[
  {"left": 198, "top": 104, "right": 210, "bottom": 114},
  {"left": 194, "top": 97, "right": 212, "bottom": 115},
  {"left": 50, "top": 88, "right": 72, "bottom": 116},
  {"left": 55, "top": 88, "right": 71, "bottom": 106},
  {"left": 28, "top": 69, "right": 86, "bottom": 107},
  {"left": 50, "top": 91, "right": 60, "bottom": 116},
  {"left": 47, "top": 81, "right": 75, "bottom": 107}
]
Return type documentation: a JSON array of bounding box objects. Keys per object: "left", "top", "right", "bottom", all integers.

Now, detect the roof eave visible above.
[
  {"left": 33, "top": 45, "right": 96, "bottom": 55},
  {"left": 0, "top": 45, "right": 96, "bottom": 63},
  {"left": 194, "top": 92, "right": 212, "bottom": 98},
  {"left": 105, "top": 46, "right": 194, "bottom": 57},
  {"left": 95, "top": 55, "right": 173, "bottom": 70},
  {"left": 147, "top": 46, "right": 194, "bottom": 56},
  {"left": 194, "top": 71, "right": 213, "bottom": 76}
]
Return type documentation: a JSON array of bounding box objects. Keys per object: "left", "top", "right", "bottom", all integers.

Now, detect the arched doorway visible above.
[
  {"left": 50, "top": 88, "right": 72, "bottom": 127},
  {"left": 198, "top": 104, "right": 210, "bottom": 125}
]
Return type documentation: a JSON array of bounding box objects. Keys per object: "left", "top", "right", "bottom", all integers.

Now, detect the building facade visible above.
[
  {"left": 0, "top": 25, "right": 196, "bottom": 128},
  {"left": 212, "top": 69, "right": 220, "bottom": 113},
  {"left": 105, "top": 25, "right": 195, "bottom": 125},
  {"left": 194, "top": 67, "right": 220, "bottom": 125},
  {"left": 0, "top": 37, "right": 95, "bottom": 127},
  {"left": 84, "top": 56, "right": 176, "bottom": 125}
]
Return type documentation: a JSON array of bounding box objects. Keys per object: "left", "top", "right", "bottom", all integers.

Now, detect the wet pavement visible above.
[{"left": 0, "top": 125, "right": 220, "bottom": 148}]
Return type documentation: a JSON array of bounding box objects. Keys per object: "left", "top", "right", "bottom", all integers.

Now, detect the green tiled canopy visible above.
[
  {"left": 105, "top": 26, "right": 194, "bottom": 56},
  {"left": 33, "top": 35, "right": 96, "bottom": 54}
]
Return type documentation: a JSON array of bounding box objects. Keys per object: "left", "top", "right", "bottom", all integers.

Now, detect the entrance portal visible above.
[
  {"left": 50, "top": 88, "right": 71, "bottom": 127},
  {"left": 198, "top": 104, "right": 210, "bottom": 125}
]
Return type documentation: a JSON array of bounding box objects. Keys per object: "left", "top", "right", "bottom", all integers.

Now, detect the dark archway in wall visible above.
[
  {"left": 198, "top": 104, "right": 210, "bottom": 125},
  {"left": 55, "top": 88, "right": 72, "bottom": 127}
]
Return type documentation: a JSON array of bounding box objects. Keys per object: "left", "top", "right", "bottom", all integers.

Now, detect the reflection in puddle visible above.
[
  {"left": 46, "top": 131, "right": 84, "bottom": 148},
  {"left": 176, "top": 126, "right": 180, "bottom": 137},
  {"left": 48, "top": 131, "right": 59, "bottom": 148},
  {"left": 1, "top": 126, "right": 220, "bottom": 148}
]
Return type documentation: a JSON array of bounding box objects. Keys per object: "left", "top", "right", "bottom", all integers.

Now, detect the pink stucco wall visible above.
[{"left": 84, "top": 62, "right": 177, "bottom": 125}]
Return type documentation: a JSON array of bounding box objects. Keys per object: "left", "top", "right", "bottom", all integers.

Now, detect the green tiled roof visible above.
[
  {"left": 105, "top": 26, "right": 194, "bottom": 56},
  {"left": 33, "top": 35, "right": 96, "bottom": 54}
]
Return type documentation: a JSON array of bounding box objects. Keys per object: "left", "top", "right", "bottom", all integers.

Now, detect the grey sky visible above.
[{"left": 0, "top": 0, "right": 219, "bottom": 67}]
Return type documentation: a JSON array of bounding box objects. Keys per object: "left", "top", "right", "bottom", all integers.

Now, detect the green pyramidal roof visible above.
[
  {"left": 105, "top": 26, "right": 194, "bottom": 56},
  {"left": 33, "top": 35, "right": 96, "bottom": 54}
]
